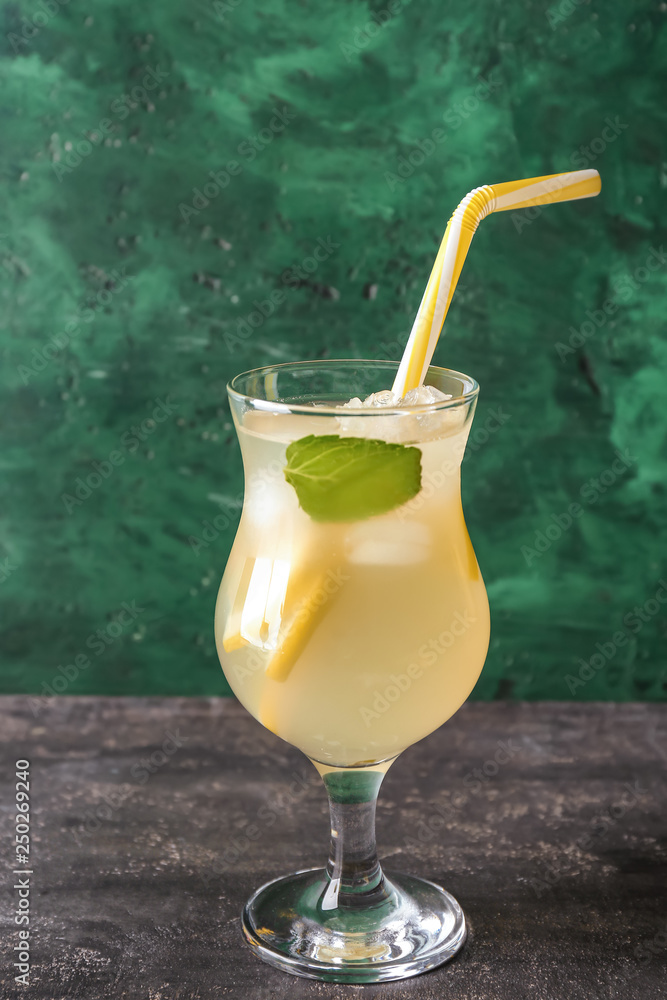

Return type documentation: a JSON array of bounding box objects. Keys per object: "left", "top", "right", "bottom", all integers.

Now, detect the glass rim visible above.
[{"left": 227, "top": 359, "right": 479, "bottom": 416}]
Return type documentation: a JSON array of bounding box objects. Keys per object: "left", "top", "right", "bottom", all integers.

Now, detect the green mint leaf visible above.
[{"left": 284, "top": 434, "right": 422, "bottom": 522}]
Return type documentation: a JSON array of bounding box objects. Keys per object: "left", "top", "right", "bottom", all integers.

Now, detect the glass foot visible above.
[{"left": 242, "top": 867, "right": 466, "bottom": 984}]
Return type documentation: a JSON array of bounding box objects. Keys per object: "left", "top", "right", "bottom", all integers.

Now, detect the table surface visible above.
[{"left": 0, "top": 697, "right": 665, "bottom": 1000}]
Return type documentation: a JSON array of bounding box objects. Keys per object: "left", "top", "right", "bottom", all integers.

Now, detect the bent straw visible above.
[{"left": 392, "top": 169, "right": 602, "bottom": 397}]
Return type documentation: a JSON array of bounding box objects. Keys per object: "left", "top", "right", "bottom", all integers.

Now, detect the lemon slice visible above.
[
  {"left": 221, "top": 538, "right": 348, "bottom": 736},
  {"left": 265, "top": 566, "right": 337, "bottom": 682},
  {"left": 223, "top": 555, "right": 347, "bottom": 682},
  {"left": 258, "top": 560, "right": 347, "bottom": 732}
]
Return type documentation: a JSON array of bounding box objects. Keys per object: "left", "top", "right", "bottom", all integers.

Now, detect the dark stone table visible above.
[{"left": 0, "top": 697, "right": 665, "bottom": 999}]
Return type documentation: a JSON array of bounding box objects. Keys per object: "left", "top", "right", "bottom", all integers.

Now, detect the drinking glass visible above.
[{"left": 215, "top": 360, "right": 490, "bottom": 983}]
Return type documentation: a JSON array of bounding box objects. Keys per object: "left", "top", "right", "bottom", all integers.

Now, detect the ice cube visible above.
[
  {"left": 346, "top": 519, "right": 431, "bottom": 565},
  {"left": 337, "top": 384, "right": 461, "bottom": 442},
  {"left": 364, "top": 389, "right": 397, "bottom": 407},
  {"left": 400, "top": 385, "right": 452, "bottom": 406},
  {"left": 341, "top": 384, "right": 451, "bottom": 410}
]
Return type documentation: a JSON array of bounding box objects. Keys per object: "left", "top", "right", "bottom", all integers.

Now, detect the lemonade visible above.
[
  {"left": 214, "top": 168, "right": 602, "bottom": 984},
  {"left": 215, "top": 373, "right": 490, "bottom": 768}
]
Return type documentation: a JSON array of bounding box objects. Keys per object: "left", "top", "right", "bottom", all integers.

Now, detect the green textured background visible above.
[{"left": 1, "top": 0, "right": 666, "bottom": 702}]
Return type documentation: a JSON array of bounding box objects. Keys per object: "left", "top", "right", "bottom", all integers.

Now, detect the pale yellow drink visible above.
[{"left": 215, "top": 402, "right": 490, "bottom": 768}]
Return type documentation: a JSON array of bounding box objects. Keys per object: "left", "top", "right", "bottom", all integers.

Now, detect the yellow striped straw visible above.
[{"left": 392, "top": 168, "right": 602, "bottom": 397}]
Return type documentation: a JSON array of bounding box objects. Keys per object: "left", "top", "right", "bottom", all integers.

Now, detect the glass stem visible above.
[{"left": 316, "top": 764, "right": 393, "bottom": 912}]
